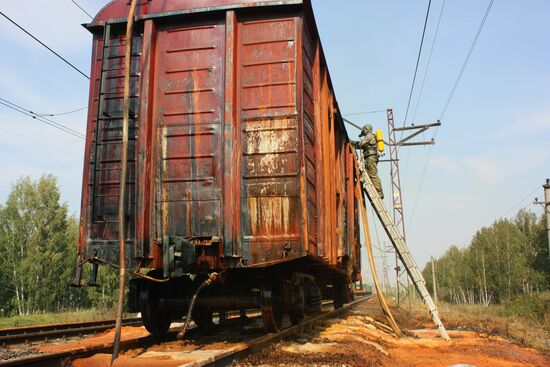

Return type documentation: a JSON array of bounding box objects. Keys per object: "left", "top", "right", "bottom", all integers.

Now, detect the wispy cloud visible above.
[
  {"left": 430, "top": 154, "right": 462, "bottom": 174},
  {"left": 463, "top": 146, "right": 548, "bottom": 184},
  {"left": 495, "top": 108, "right": 550, "bottom": 139}
]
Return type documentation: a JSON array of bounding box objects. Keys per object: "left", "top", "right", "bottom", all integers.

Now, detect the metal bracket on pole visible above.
[
  {"left": 534, "top": 178, "right": 550, "bottom": 258},
  {"left": 394, "top": 122, "right": 441, "bottom": 146}
]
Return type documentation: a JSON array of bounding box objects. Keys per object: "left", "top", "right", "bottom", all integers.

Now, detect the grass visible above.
[
  {"left": 0, "top": 308, "right": 133, "bottom": 329},
  {"left": 388, "top": 292, "right": 550, "bottom": 355}
]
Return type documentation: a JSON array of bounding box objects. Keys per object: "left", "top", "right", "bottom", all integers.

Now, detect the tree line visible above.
[
  {"left": 1, "top": 175, "right": 548, "bottom": 315},
  {"left": 0, "top": 175, "right": 118, "bottom": 317},
  {"left": 423, "top": 210, "right": 550, "bottom": 305}
]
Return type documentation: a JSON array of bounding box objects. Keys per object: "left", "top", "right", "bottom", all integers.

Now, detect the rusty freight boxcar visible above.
[{"left": 74, "top": 0, "right": 363, "bottom": 336}]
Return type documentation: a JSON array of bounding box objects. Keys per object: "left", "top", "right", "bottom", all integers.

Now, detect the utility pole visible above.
[
  {"left": 386, "top": 108, "right": 440, "bottom": 309},
  {"left": 534, "top": 178, "right": 550, "bottom": 257},
  {"left": 431, "top": 256, "right": 438, "bottom": 304}
]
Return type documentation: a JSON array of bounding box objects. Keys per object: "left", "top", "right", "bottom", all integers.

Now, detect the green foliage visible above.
[
  {"left": 0, "top": 308, "right": 118, "bottom": 328},
  {"left": 503, "top": 292, "right": 550, "bottom": 323},
  {"left": 0, "top": 175, "right": 123, "bottom": 317},
  {"left": 0, "top": 175, "right": 82, "bottom": 315},
  {"left": 424, "top": 209, "right": 548, "bottom": 308},
  {"left": 85, "top": 266, "right": 121, "bottom": 310}
]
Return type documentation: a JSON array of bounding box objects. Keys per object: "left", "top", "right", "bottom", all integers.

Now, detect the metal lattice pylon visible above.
[
  {"left": 386, "top": 108, "right": 411, "bottom": 308},
  {"left": 357, "top": 153, "right": 450, "bottom": 340}
]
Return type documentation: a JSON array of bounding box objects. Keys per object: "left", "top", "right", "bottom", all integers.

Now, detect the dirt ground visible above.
[
  {"left": 71, "top": 317, "right": 264, "bottom": 367},
  {"left": 37, "top": 326, "right": 150, "bottom": 354},
  {"left": 238, "top": 300, "right": 550, "bottom": 367},
  {"left": 33, "top": 298, "right": 550, "bottom": 367}
]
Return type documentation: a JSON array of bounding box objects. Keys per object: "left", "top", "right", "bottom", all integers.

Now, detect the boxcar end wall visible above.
[{"left": 78, "top": 0, "right": 362, "bottom": 280}]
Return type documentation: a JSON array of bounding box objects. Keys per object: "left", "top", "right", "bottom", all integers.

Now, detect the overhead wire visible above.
[
  {"left": 31, "top": 106, "right": 88, "bottom": 117},
  {"left": 407, "top": 0, "right": 495, "bottom": 229},
  {"left": 399, "top": 0, "right": 435, "bottom": 194},
  {"left": 440, "top": 0, "right": 495, "bottom": 120},
  {"left": 402, "top": 0, "right": 433, "bottom": 126},
  {"left": 501, "top": 185, "right": 541, "bottom": 218},
  {"left": 401, "top": 0, "right": 446, "bottom": 202},
  {"left": 343, "top": 109, "right": 387, "bottom": 117},
  {"left": 406, "top": 127, "right": 438, "bottom": 231},
  {"left": 0, "top": 11, "right": 90, "bottom": 80},
  {"left": 70, "top": 0, "right": 93, "bottom": 19},
  {"left": 0, "top": 98, "right": 85, "bottom": 139},
  {"left": 0, "top": 126, "right": 82, "bottom": 159},
  {"left": 412, "top": 0, "right": 447, "bottom": 122}
]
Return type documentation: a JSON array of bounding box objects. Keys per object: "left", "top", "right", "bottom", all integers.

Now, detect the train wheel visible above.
[
  {"left": 288, "top": 305, "right": 305, "bottom": 325},
  {"left": 288, "top": 275, "right": 305, "bottom": 326},
  {"left": 141, "top": 281, "right": 171, "bottom": 337},
  {"left": 332, "top": 276, "right": 346, "bottom": 310},
  {"left": 261, "top": 275, "right": 284, "bottom": 332},
  {"left": 192, "top": 308, "right": 214, "bottom": 330}
]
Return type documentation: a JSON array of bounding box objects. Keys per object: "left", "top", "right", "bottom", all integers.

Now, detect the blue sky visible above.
[{"left": 0, "top": 1, "right": 548, "bottom": 275}]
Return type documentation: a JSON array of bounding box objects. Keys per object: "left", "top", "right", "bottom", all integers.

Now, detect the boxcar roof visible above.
[{"left": 91, "top": 0, "right": 303, "bottom": 25}]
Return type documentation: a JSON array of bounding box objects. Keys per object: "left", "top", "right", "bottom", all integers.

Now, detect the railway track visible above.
[
  {"left": 0, "top": 296, "right": 373, "bottom": 367},
  {"left": 0, "top": 318, "right": 142, "bottom": 346}
]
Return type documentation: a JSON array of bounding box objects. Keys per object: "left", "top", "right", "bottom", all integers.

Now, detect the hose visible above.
[
  {"left": 177, "top": 272, "right": 221, "bottom": 339},
  {"left": 112, "top": 0, "right": 138, "bottom": 363},
  {"left": 355, "top": 160, "right": 402, "bottom": 337}
]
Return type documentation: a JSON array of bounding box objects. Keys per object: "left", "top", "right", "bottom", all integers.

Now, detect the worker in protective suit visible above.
[{"left": 352, "top": 123, "right": 384, "bottom": 199}]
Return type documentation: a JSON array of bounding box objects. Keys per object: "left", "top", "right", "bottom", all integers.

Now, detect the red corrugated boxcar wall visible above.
[{"left": 79, "top": 0, "right": 361, "bottom": 278}]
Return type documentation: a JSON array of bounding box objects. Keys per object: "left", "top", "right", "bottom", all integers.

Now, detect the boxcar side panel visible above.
[
  {"left": 152, "top": 19, "right": 226, "bottom": 241},
  {"left": 302, "top": 22, "right": 317, "bottom": 256},
  {"left": 237, "top": 16, "right": 302, "bottom": 264}
]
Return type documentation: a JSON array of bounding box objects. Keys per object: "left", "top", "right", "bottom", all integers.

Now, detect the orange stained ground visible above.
[
  {"left": 272, "top": 304, "right": 550, "bottom": 367},
  {"left": 35, "top": 303, "right": 549, "bottom": 367},
  {"left": 37, "top": 326, "right": 149, "bottom": 354}
]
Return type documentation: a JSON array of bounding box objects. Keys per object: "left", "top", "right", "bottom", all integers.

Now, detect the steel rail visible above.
[
  {"left": 0, "top": 332, "right": 156, "bottom": 367},
  {"left": 0, "top": 318, "right": 142, "bottom": 346},
  {"left": 0, "top": 296, "right": 373, "bottom": 367},
  {"left": 198, "top": 295, "right": 374, "bottom": 367}
]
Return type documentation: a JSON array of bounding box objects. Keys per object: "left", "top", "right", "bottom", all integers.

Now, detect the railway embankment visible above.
[
  {"left": 2, "top": 297, "right": 548, "bottom": 366},
  {"left": 237, "top": 298, "right": 550, "bottom": 367}
]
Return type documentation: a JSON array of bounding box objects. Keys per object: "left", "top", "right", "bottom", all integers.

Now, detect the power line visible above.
[
  {"left": 406, "top": 128, "right": 438, "bottom": 231},
  {"left": 501, "top": 185, "right": 541, "bottom": 218},
  {"left": 403, "top": 0, "right": 433, "bottom": 125},
  {"left": 0, "top": 11, "right": 90, "bottom": 80},
  {"left": 31, "top": 106, "right": 88, "bottom": 117},
  {"left": 0, "top": 98, "right": 85, "bottom": 139},
  {"left": 0, "top": 99, "right": 85, "bottom": 139},
  {"left": 70, "top": 0, "right": 93, "bottom": 19},
  {"left": 343, "top": 109, "right": 387, "bottom": 117},
  {"left": 402, "top": 0, "right": 443, "bottom": 195},
  {"left": 0, "top": 126, "right": 82, "bottom": 159},
  {"left": 412, "top": 0, "right": 447, "bottom": 122},
  {"left": 407, "top": 0, "right": 495, "bottom": 228},
  {"left": 440, "top": 0, "right": 495, "bottom": 120}
]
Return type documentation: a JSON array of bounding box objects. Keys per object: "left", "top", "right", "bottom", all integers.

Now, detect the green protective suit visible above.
[{"left": 354, "top": 126, "right": 384, "bottom": 199}]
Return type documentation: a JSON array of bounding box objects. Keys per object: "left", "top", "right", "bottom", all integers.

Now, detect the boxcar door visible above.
[{"left": 153, "top": 20, "right": 225, "bottom": 242}]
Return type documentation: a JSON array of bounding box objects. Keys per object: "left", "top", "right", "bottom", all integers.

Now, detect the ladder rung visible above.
[{"left": 356, "top": 153, "right": 450, "bottom": 340}]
